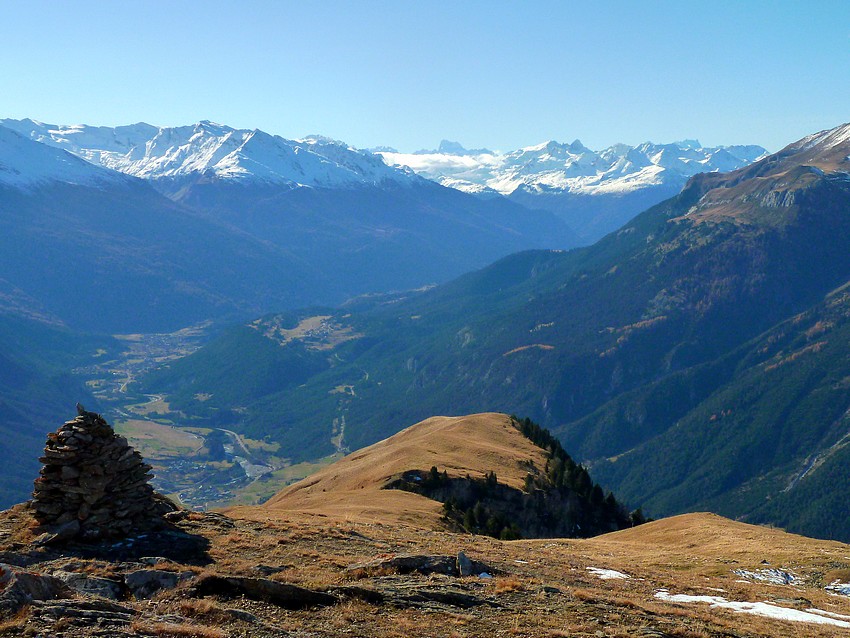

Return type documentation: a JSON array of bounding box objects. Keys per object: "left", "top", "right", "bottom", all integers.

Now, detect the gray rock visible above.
[
  {"left": 193, "top": 574, "right": 337, "bottom": 609},
  {"left": 348, "top": 553, "right": 495, "bottom": 577},
  {"left": 348, "top": 554, "right": 456, "bottom": 575},
  {"left": 0, "top": 563, "right": 70, "bottom": 612},
  {"left": 138, "top": 556, "right": 171, "bottom": 566},
  {"left": 457, "top": 551, "right": 473, "bottom": 577},
  {"left": 253, "top": 564, "right": 287, "bottom": 576},
  {"left": 377, "top": 582, "right": 500, "bottom": 610},
  {"left": 54, "top": 570, "right": 124, "bottom": 600},
  {"left": 227, "top": 607, "right": 262, "bottom": 623},
  {"left": 31, "top": 598, "right": 135, "bottom": 625},
  {"left": 0, "top": 552, "right": 28, "bottom": 567},
  {"left": 125, "top": 569, "right": 193, "bottom": 599}
]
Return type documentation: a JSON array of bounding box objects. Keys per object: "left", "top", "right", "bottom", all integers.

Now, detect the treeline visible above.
[
  {"left": 513, "top": 416, "right": 646, "bottom": 528},
  {"left": 388, "top": 417, "right": 647, "bottom": 540}
]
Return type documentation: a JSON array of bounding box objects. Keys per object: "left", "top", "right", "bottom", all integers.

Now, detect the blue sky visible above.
[{"left": 1, "top": 1, "right": 847, "bottom": 152}]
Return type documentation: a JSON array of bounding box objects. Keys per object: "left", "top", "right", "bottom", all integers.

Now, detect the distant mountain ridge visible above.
[
  {"left": 0, "top": 125, "right": 132, "bottom": 189},
  {"left": 0, "top": 119, "right": 578, "bottom": 333},
  {"left": 379, "top": 138, "right": 768, "bottom": 241},
  {"left": 0, "top": 118, "right": 418, "bottom": 193},
  {"left": 2, "top": 118, "right": 767, "bottom": 243},
  {"left": 383, "top": 138, "right": 766, "bottom": 198}
]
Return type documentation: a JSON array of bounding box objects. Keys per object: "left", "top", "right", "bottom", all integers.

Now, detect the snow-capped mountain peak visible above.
[
  {"left": 0, "top": 124, "right": 131, "bottom": 189},
  {"left": 378, "top": 138, "right": 768, "bottom": 198},
  {"left": 793, "top": 122, "right": 850, "bottom": 156},
  {"left": 0, "top": 119, "right": 416, "bottom": 190}
]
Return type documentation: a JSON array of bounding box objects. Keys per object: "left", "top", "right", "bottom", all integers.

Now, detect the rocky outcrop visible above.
[
  {"left": 193, "top": 575, "right": 338, "bottom": 608},
  {"left": 125, "top": 568, "right": 194, "bottom": 599},
  {"left": 31, "top": 406, "right": 176, "bottom": 541},
  {"left": 0, "top": 563, "right": 70, "bottom": 612},
  {"left": 346, "top": 553, "right": 495, "bottom": 577}
]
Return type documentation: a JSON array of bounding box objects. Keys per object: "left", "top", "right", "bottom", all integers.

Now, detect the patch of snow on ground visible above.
[
  {"left": 808, "top": 608, "right": 850, "bottom": 621},
  {"left": 586, "top": 567, "right": 630, "bottom": 580},
  {"left": 733, "top": 568, "right": 796, "bottom": 585},
  {"left": 655, "top": 590, "right": 850, "bottom": 628},
  {"left": 826, "top": 581, "right": 850, "bottom": 596}
]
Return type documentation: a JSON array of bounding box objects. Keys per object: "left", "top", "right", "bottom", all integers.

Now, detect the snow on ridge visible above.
[
  {"left": 0, "top": 124, "right": 130, "bottom": 189},
  {"left": 792, "top": 121, "right": 850, "bottom": 154},
  {"left": 0, "top": 118, "right": 775, "bottom": 194},
  {"left": 812, "top": 122, "right": 850, "bottom": 152},
  {"left": 380, "top": 138, "right": 768, "bottom": 197},
  {"left": 0, "top": 119, "right": 414, "bottom": 189}
]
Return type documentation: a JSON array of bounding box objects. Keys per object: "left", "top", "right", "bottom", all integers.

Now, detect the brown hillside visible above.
[
  {"left": 572, "top": 512, "right": 850, "bottom": 581},
  {"left": 231, "top": 412, "right": 549, "bottom": 527},
  {"left": 680, "top": 121, "right": 850, "bottom": 224}
]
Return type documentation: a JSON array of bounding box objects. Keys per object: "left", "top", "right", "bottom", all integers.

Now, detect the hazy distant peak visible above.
[
  {"left": 368, "top": 145, "right": 399, "bottom": 153},
  {"left": 437, "top": 139, "right": 494, "bottom": 155},
  {"left": 412, "top": 140, "right": 494, "bottom": 156},
  {"left": 674, "top": 139, "right": 702, "bottom": 149}
]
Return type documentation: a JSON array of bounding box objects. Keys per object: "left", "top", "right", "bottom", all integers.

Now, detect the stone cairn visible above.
[{"left": 31, "top": 404, "right": 175, "bottom": 540}]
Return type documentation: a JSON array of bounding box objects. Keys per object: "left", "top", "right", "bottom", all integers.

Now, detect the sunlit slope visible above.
[
  {"left": 235, "top": 413, "right": 549, "bottom": 527},
  {"left": 587, "top": 512, "right": 849, "bottom": 564}
]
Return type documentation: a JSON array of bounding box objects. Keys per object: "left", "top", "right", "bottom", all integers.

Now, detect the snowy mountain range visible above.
[
  {"left": 0, "top": 119, "right": 418, "bottom": 191},
  {"left": 379, "top": 139, "right": 767, "bottom": 197},
  {"left": 0, "top": 118, "right": 768, "bottom": 243},
  {"left": 379, "top": 139, "right": 767, "bottom": 241},
  {"left": 0, "top": 119, "right": 575, "bottom": 332}
]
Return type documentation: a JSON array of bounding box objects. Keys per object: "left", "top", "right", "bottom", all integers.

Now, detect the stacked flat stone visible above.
[{"left": 32, "top": 407, "right": 172, "bottom": 540}]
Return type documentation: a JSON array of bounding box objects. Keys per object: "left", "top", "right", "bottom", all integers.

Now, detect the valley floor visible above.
[{"left": 2, "top": 506, "right": 850, "bottom": 637}]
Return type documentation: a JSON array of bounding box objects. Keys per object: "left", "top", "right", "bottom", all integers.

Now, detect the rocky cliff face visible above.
[{"left": 31, "top": 407, "right": 175, "bottom": 541}]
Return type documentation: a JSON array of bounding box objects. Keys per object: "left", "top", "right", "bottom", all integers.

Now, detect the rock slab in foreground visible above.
[
  {"left": 0, "top": 563, "right": 70, "bottom": 612},
  {"left": 348, "top": 553, "right": 494, "bottom": 577},
  {"left": 193, "top": 575, "right": 338, "bottom": 609}
]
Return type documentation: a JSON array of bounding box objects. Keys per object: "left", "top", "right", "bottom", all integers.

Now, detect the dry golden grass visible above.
[
  {"left": 130, "top": 620, "right": 226, "bottom": 638},
  {"left": 176, "top": 599, "right": 232, "bottom": 624},
  {"left": 0, "top": 608, "right": 30, "bottom": 634},
  {"left": 494, "top": 576, "right": 526, "bottom": 593},
  {"left": 582, "top": 511, "right": 850, "bottom": 572},
  {"left": 4, "top": 499, "right": 850, "bottom": 637},
  {"left": 230, "top": 413, "right": 549, "bottom": 528}
]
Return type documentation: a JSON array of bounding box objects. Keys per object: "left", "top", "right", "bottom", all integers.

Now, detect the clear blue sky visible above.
[{"left": 1, "top": 0, "right": 847, "bottom": 152}]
